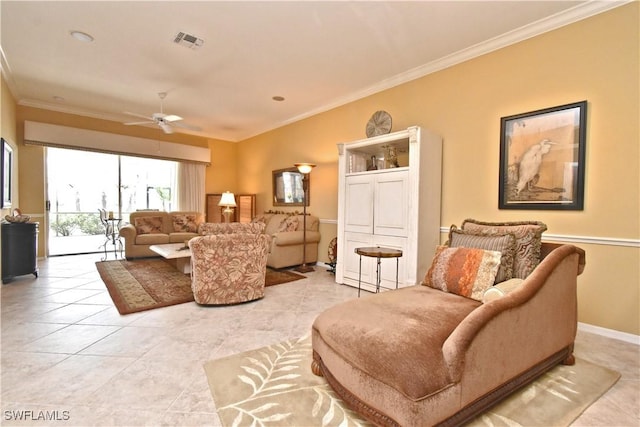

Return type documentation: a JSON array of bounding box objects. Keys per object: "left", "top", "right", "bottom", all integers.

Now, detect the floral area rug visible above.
[
  {"left": 96, "top": 258, "right": 195, "bottom": 314},
  {"left": 204, "top": 335, "right": 620, "bottom": 427},
  {"left": 96, "top": 259, "right": 306, "bottom": 315}
]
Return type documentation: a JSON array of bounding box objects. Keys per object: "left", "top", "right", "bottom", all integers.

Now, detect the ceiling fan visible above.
[{"left": 123, "top": 92, "right": 201, "bottom": 134}]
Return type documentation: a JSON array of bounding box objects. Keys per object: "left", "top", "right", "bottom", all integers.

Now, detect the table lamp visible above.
[{"left": 218, "top": 191, "right": 237, "bottom": 223}]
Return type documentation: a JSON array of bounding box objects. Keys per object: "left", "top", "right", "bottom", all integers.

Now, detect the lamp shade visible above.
[
  {"left": 218, "top": 191, "right": 237, "bottom": 207},
  {"left": 294, "top": 163, "right": 316, "bottom": 174}
]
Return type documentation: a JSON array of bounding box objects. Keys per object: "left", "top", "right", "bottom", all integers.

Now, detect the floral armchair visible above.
[{"left": 189, "top": 226, "right": 270, "bottom": 305}]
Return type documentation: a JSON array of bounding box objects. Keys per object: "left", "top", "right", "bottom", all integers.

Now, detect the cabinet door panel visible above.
[
  {"left": 374, "top": 171, "right": 409, "bottom": 237},
  {"left": 343, "top": 232, "right": 373, "bottom": 283},
  {"left": 344, "top": 176, "right": 374, "bottom": 233}
]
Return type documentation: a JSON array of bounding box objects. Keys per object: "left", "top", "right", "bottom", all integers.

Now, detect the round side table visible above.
[{"left": 355, "top": 246, "right": 403, "bottom": 297}]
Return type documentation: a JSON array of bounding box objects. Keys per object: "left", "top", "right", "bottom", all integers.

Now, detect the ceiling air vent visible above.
[{"left": 173, "top": 32, "right": 204, "bottom": 50}]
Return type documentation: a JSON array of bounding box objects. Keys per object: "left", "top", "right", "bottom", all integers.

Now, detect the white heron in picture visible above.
[{"left": 516, "top": 139, "right": 556, "bottom": 195}]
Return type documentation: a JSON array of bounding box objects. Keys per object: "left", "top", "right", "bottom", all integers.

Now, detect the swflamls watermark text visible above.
[{"left": 4, "top": 410, "right": 70, "bottom": 421}]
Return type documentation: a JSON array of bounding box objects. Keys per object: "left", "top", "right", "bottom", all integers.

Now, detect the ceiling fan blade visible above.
[
  {"left": 123, "top": 120, "right": 155, "bottom": 126},
  {"left": 123, "top": 111, "right": 153, "bottom": 121},
  {"left": 170, "top": 121, "right": 202, "bottom": 131},
  {"left": 158, "top": 122, "right": 174, "bottom": 134},
  {"left": 163, "top": 114, "right": 183, "bottom": 122}
]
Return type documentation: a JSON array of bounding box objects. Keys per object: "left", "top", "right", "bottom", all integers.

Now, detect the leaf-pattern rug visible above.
[{"left": 204, "top": 335, "right": 620, "bottom": 427}]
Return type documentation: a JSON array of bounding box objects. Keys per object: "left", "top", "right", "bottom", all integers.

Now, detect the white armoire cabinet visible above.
[{"left": 336, "top": 126, "right": 442, "bottom": 292}]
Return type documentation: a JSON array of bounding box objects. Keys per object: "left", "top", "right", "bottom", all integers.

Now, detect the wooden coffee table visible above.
[{"left": 149, "top": 243, "right": 192, "bottom": 274}]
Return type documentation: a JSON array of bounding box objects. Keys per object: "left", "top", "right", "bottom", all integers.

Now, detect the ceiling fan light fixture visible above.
[{"left": 163, "top": 114, "right": 183, "bottom": 122}]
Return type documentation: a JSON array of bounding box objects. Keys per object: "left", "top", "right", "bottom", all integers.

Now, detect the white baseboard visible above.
[{"left": 578, "top": 322, "right": 640, "bottom": 345}]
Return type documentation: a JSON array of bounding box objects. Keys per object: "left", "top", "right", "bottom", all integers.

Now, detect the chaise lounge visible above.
[{"left": 311, "top": 220, "right": 586, "bottom": 426}]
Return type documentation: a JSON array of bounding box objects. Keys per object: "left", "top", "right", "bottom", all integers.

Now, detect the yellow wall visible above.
[
  {"left": 236, "top": 4, "right": 639, "bottom": 335},
  {"left": 8, "top": 3, "right": 639, "bottom": 335}
]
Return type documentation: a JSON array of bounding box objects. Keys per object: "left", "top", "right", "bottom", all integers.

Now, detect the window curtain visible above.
[{"left": 177, "top": 162, "right": 206, "bottom": 212}]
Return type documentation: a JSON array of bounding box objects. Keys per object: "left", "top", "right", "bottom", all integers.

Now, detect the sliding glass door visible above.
[{"left": 47, "top": 148, "right": 176, "bottom": 256}]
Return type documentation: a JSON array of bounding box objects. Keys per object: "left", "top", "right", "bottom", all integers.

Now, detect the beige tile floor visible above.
[{"left": 1, "top": 254, "right": 638, "bottom": 426}]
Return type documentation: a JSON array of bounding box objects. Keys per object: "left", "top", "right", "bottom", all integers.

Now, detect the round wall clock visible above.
[{"left": 366, "top": 110, "right": 392, "bottom": 137}]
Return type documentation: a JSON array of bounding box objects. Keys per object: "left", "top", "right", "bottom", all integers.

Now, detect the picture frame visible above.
[
  {"left": 272, "top": 167, "right": 307, "bottom": 207},
  {"left": 499, "top": 101, "right": 587, "bottom": 210},
  {"left": 1, "top": 138, "right": 12, "bottom": 209}
]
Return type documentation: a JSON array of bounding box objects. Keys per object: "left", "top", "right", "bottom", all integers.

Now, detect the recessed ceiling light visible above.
[
  {"left": 70, "top": 30, "right": 94, "bottom": 43},
  {"left": 272, "top": 96, "right": 285, "bottom": 102},
  {"left": 52, "top": 96, "right": 65, "bottom": 102}
]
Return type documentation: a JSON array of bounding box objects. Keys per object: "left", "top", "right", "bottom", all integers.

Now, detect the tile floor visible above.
[{"left": 1, "top": 254, "right": 638, "bottom": 426}]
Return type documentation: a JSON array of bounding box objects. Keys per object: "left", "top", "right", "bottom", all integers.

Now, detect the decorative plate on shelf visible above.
[{"left": 366, "top": 110, "right": 392, "bottom": 137}]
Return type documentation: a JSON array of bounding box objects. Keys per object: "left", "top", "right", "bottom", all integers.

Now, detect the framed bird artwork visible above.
[{"left": 499, "top": 101, "right": 587, "bottom": 210}]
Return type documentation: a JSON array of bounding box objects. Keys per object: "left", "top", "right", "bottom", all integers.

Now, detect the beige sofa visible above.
[
  {"left": 312, "top": 224, "right": 586, "bottom": 426},
  {"left": 255, "top": 213, "right": 321, "bottom": 269},
  {"left": 119, "top": 211, "right": 204, "bottom": 259}
]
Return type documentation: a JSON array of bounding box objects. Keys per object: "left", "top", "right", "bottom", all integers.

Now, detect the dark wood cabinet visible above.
[{"left": 2, "top": 222, "right": 39, "bottom": 284}]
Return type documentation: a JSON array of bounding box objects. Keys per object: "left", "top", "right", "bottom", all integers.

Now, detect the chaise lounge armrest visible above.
[{"left": 441, "top": 244, "right": 585, "bottom": 418}]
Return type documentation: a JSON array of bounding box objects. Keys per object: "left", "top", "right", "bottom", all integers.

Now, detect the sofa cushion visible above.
[
  {"left": 171, "top": 213, "right": 202, "bottom": 233},
  {"left": 461, "top": 219, "right": 547, "bottom": 279},
  {"left": 313, "top": 285, "right": 481, "bottom": 400},
  {"left": 169, "top": 232, "right": 199, "bottom": 243},
  {"left": 448, "top": 225, "right": 517, "bottom": 284},
  {"left": 278, "top": 215, "right": 299, "bottom": 232},
  {"left": 135, "top": 233, "right": 170, "bottom": 245},
  {"left": 199, "top": 222, "right": 266, "bottom": 235},
  {"left": 134, "top": 216, "right": 163, "bottom": 235},
  {"left": 423, "top": 245, "right": 501, "bottom": 301}
]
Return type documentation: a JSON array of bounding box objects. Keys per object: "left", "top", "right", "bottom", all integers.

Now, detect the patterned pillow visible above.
[
  {"left": 448, "top": 225, "right": 517, "bottom": 284},
  {"left": 482, "top": 278, "right": 524, "bottom": 303},
  {"left": 422, "top": 245, "right": 502, "bottom": 301},
  {"left": 134, "top": 216, "right": 163, "bottom": 235},
  {"left": 461, "top": 219, "right": 547, "bottom": 279},
  {"left": 277, "top": 216, "right": 299, "bottom": 232},
  {"left": 172, "top": 214, "right": 201, "bottom": 233}
]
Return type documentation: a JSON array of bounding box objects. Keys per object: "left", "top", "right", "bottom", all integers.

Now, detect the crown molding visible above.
[
  {"left": 0, "top": 46, "right": 19, "bottom": 100},
  {"left": 238, "top": 0, "right": 631, "bottom": 141},
  {"left": 6, "top": 0, "right": 632, "bottom": 143}
]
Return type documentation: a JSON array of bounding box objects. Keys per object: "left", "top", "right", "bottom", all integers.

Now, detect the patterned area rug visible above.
[
  {"left": 204, "top": 336, "right": 620, "bottom": 427},
  {"left": 96, "top": 259, "right": 306, "bottom": 314}
]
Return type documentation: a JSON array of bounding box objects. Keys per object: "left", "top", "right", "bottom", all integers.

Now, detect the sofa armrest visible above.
[
  {"left": 119, "top": 224, "right": 136, "bottom": 240},
  {"left": 442, "top": 244, "right": 583, "bottom": 388},
  {"left": 271, "top": 230, "right": 321, "bottom": 246}
]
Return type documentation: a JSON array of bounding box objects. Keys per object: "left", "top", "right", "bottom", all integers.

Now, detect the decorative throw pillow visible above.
[
  {"left": 277, "top": 216, "right": 299, "bottom": 232},
  {"left": 482, "top": 278, "right": 524, "bottom": 303},
  {"left": 172, "top": 214, "right": 201, "bottom": 233},
  {"left": 461, "top": 219, "right": 547, "bottom": 279},
  {"left": 134, "top": 216, "right": 163, "bottom": 235},
  {"left": 251, "top": 214, "right": 273, "bottom": 224},
  {"left": 422, "top": 245, "right": 502, "bottom": 301},
  {"left": 448, "top": 225, "right": 517, "bottom": 284}
]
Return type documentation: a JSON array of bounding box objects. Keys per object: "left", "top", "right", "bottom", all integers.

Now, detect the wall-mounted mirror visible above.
[{"left": 272, "top": 167, "right": 308, "bottom": 206}]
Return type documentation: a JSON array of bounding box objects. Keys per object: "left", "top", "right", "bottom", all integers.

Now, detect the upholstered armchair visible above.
[{"left": 189, "top": 232, "right": 270, "bottom": 305}]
